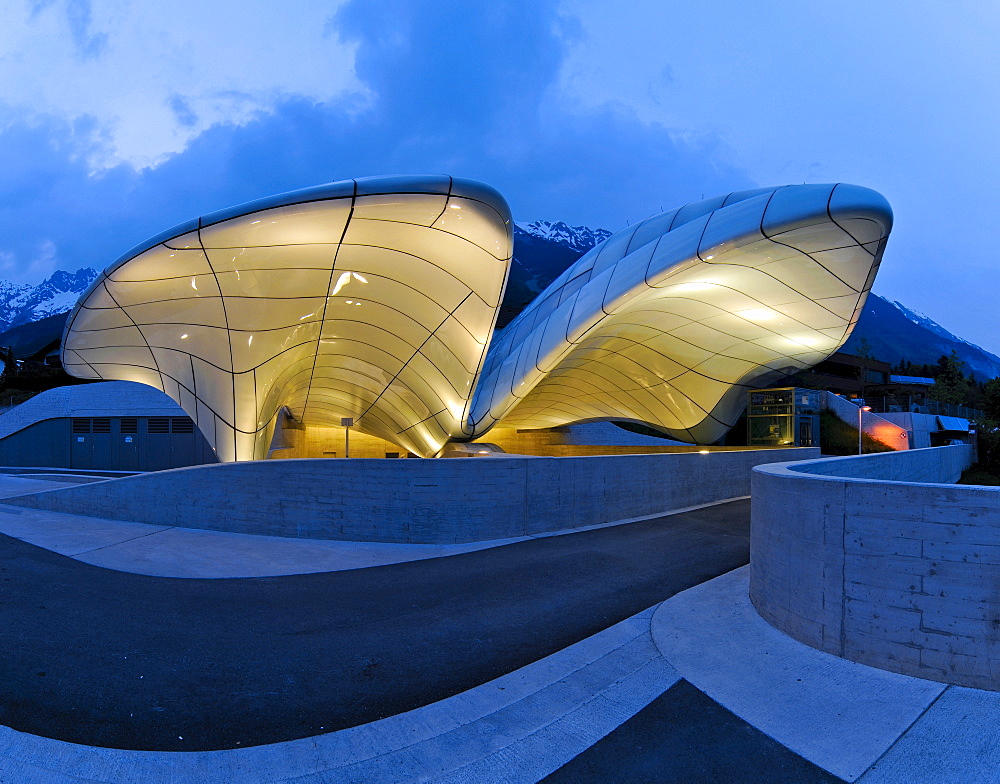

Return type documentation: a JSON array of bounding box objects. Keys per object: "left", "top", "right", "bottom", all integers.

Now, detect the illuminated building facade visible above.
[{"left": 63, "top": 178, "right": 891, "bottom": 459}]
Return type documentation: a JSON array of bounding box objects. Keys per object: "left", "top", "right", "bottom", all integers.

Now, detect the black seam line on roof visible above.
[
  {"left": 486, "top": 230, "right": 858, "bottom": 428},
  {"left": 64, "top": 347, "right": 104, "bottom": 381},
  {"left": 755, "top": 232, "right": 882, "bottom": 258},
  {"left": 515, "top": 388, "right": 674, "bottom": 432},
  {"left": 826, "top": 184, "right": 883, "bottom": 251},
  {"left": 79, "top": 283, "right": 482, "bottom": 341},
  {"left": 355, "top": 290, "right": 476, "bottom": 426},
  {"left": 501, "top": 230, "right": 850, "bottom": 399},
  {"left": 190, "top": 214, "right": 511, "bottom": 264},
  {"left": 753, "top": 190, "right": 870, "bottom": 293},
  {"left": 78, "top": 295, "right": 483, "bottom": 372},
  {"left": 512, "top": 397, "right": 690, "bottom": 432},
  {"left": 301, "top": 182, "right": 357, "bottom": 423},
  {"left": 299, "top": 373, "right": 433, "bottom": 410},
  {"left": 525, "top": 364, "right": 697, "bottom": 422},
  {"left": 460, "top": 220, "right": 513, "bottom": 436},
  {"left": 150, "top": 188, "right": 505, "bottom": 250},
  {"left": 195, "top": 190, "right": 508, "bottom": 234},
  {"left": 520, "top": 375, "right": 667, "bottom": 422},
  {"left": 189, "top": 354, "right": 197, "bottom": 426},
  {"left": 756, "top": 235, "right": 865, "bottom": 303},
  {"left": 61, "top": 279, "right": 109, "bottom": 355},
  {"left": 81, "top": 286, "right": 473, "bottom": 332},
  {"left": 431, "top": 176, "right": 454, "bottom": 229},
  {"left": 524, "top": 336, "right": 771, "bottom": 421},
  {"left": 498, "top": 354, "right": 684, "bottom": 431},
  {"left": 522, "top": 283, "right": 817, "bottom": 388},
  {"left": 395, "top": 408, "right": 450, "bottom": 435},
  {"left": 652, "top": 254, "right": 860, "bottom": 326},
  {"left": 499, "top": 394, "right": 700, "bottom": 441},
  {"left": 98, "top": 285, "right": 168, "bottom": 394},
  {"left": 307, "top": 339, "right": 458, "bottom": 425}
]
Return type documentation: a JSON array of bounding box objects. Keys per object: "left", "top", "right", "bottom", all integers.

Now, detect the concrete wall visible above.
[
  {"left": 748, "top": 445, "right": 1000, "bottom": 690},
  {"left": 822, "top": 391, "right": 910, "bottom": 450},
  {"left": 269, "top": 424, "right": 411, "bottom": 459},
  {"left": 7, "top": 447, "right": 816, "bottom": 544}
]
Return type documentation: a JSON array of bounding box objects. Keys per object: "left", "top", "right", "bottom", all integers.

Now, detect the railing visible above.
[{"left": 861, "top": 395, "right": 983, "bottom": 420}]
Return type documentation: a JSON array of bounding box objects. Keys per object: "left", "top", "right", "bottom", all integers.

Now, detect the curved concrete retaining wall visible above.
[
  {"left": 6, "top": 448, "right": 815, "bottom": 544},
  {"left": 748, "top": 445, "right": 1000, "bottom": 689}
]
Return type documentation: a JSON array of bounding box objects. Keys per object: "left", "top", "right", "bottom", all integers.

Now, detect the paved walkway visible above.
[{"left": 0, "top": 475, "right": 994, "bottom": 782}]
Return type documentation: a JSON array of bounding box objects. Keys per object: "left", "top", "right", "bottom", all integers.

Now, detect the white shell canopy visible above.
[
  {"left": 62, "top": 179, "right": 890, "bottom": 458},
  {"left": 62, "top": 175, "right": 513, "bottom": 460}
]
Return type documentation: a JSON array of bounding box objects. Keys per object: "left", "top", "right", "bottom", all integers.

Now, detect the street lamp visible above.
[
  {"left": 858, "top": 405, "right": 871, "bottom": 455},
  {"left": 341, "top": 417, "right": 354, "bottom": 458}
]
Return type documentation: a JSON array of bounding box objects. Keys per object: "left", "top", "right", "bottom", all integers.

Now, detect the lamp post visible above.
[
  {"left": 858, "top": 405, "right": 871, "bottom": 455},
  {"left": 341, "top": 417, "right": 354, "bottom": 458}
]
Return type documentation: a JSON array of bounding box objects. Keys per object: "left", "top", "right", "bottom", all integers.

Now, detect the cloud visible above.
[
  {"left": 0, "top": 0, "right": 752, "bottom": 284},
  {"left": 65, "top": 0, "right": 109, "bottom": 60}
]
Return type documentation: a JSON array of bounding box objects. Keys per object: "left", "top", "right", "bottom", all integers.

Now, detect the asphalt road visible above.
[{"left": 0, "top": 499, "right": 751, "bottom": 751}]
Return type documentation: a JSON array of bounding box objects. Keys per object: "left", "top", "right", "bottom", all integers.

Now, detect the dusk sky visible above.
[{"left": 1, "top": 1, "right": 998, "bottom": 351}]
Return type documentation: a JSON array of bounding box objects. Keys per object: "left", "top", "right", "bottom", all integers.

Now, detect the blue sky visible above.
[{"left": 1, "top": 1, "right": 998, "bottom": 352}]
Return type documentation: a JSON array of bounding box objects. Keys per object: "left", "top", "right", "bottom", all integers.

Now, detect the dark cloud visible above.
[
  {"left": 0, "top": 0, "right": 752, "bottom": 281},
  {"left": 167, "top": 95, "right": 199, "bottom": 128}
]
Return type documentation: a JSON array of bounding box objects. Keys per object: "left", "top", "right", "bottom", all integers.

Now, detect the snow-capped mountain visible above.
[
  {"left": 515, "top": 220, "right": 612, "bottom": 254},
  {"left": 844, "top": 294, "right": 1000, "bottom": 380},
  {"left": 890, "top": 300, "right": 979, "bottom": 349},
  {"left": 0, "top": 268, "right": 96, "bottom": 332}
]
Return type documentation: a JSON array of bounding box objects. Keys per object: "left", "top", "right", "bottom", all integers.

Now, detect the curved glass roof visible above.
[
  {"left": 466, "top": 183, "right": 891, "bottom": 443},
  {"left": 62, "top": 175, "right": 513, "bottom": 460},
  {"left": 63, "top": 179, "right": 890, "bottom": 458}
]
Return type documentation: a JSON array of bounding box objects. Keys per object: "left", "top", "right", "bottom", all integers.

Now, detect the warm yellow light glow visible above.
[{"left": 737, "top": 308, "right": 776, "bottom": 321}]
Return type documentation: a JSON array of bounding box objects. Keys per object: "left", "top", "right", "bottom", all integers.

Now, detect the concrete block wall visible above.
[
  {"left": 7, "top": 447, "right": 816, "bottom": 544},
  {"left": 269, "top": 425, "right": 407, "bottom": 459},
  {"left": 748, "top": 445, "right": 1000, "bottom": 689}
]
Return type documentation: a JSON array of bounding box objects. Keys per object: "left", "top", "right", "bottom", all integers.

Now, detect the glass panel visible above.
[
  {"left": 342, "top": 219, "right": 507, "bottom": 307},
  {"left": 199, "top": 200, "right": 352, "bottom": 248},
  {"left": 225, "top": 296, "right": 326, "bottom": 331},
  {"left": 124, "top": 297, "right": 228, "bottom": 328},
  {"left": 106, "top": 274, "right": 221, "bottom": 306},
  {"left": 109, "top": 245, "right": 210, "bottom": 282},
  {"left": 432, "top": 196, "right": 511, "bottom": 259},
  {"left": 353, "top": 192, "right": 447, "bottom": 227},
  {"left": 141, "top": 323, "right": 233, "bottom": 370}
]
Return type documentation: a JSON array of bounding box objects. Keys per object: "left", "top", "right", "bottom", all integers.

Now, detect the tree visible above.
[
  {"left": 932, "top": 350, "right": 969, "bottom": 406},
  {"left": 855, "top": 337, "right": 876, "bottom": 400},
  {"left": 0, "top": 347, "right": 16, "bottom": 393}
]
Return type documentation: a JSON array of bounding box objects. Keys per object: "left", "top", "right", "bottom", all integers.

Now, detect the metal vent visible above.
[
  {"left": 120, "top": 418, "right": 138, "bottom": 434},
  {"left": 71, "top": 418, "right": 91, "bottom": 433},
  {"left": 148, "top": 418, "right": 170, "bottom": 434},
  {"left": 91, "top": 418, "right": 111, "bottom": 433},
  {"left": 171, "top": 418, "right": 194, "bottom": 433}
]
